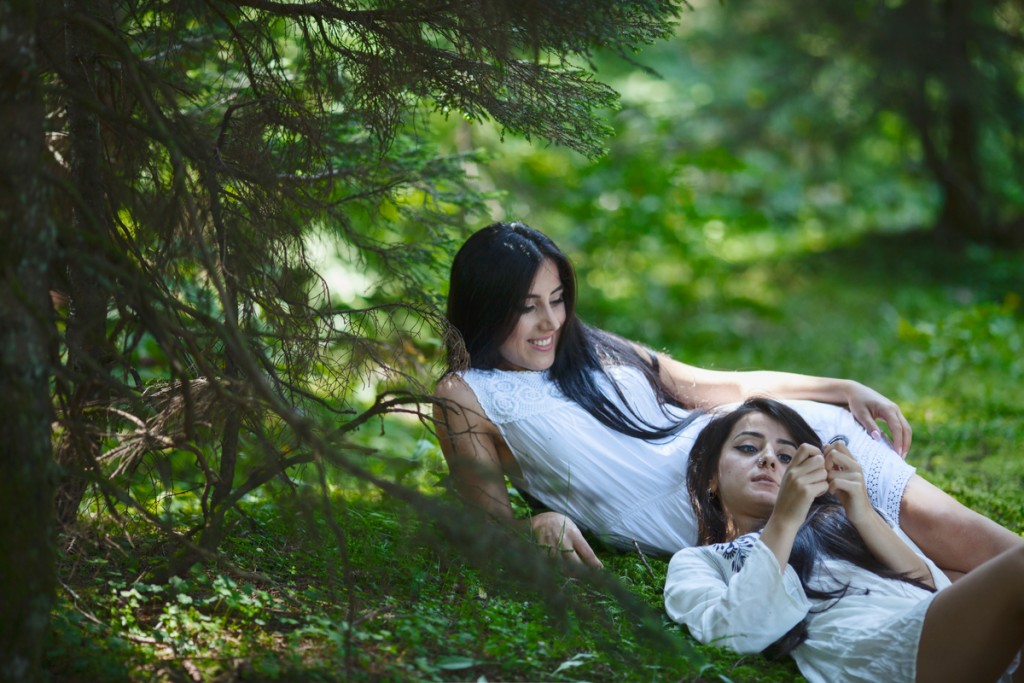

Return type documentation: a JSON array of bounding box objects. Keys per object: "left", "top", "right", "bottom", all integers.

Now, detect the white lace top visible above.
[{"left": 459, "top": 365, "right": 915, "bottom": 556}]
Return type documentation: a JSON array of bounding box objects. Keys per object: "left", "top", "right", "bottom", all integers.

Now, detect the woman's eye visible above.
[
  {"left": 778, "top": 453, "right": 794, "bottom": 464},
  {"left": 737, "top": 444, "right": 757, "bottom": 454},
  {"left": 551, "top": 297, "right": 565, "bottom": 306},
  {"left": 519, "top": 304, "right": 536, "bottom": 313}
]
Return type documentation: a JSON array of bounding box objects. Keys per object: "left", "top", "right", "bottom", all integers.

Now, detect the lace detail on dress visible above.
[
  {"left": 864, "top": 454, "right": 883, "bottom": 516},
  {"left": 863, "top": 452, "right": 912, "bottom": 527},
  {"left": 460, "top": 369, "right": 568, "bottom": 425}
]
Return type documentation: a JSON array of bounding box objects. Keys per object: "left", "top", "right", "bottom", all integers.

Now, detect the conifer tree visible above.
[{"left": 2, "top": 0, "right": 684, "bottom": 675}]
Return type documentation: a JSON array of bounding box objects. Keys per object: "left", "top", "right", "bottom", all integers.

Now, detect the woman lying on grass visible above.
[
  {"left": 664, "top": 398, "right": 1022, "bottom": 682},
  {"left": 435, "top": 221, "right": 1021, "bottom": 576}
]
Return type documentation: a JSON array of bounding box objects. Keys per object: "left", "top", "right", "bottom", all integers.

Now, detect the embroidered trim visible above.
[{"left": 712, "top": 534, "right": 759, "bottom": 573}]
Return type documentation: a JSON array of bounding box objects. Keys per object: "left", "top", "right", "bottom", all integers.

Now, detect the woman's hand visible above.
[
  {"left": 774, "top": 444, "right": 830, "bottom": 526},
  {"left": 823, "top": 442, "right": 874, "bottom": 525},
  {"left": 824, "top": 443, "right": 936, "bottom": 587},
  {"left": 760, "top": 444, "right": 829, "bottom": 570},
  {"left": 844, "top": 382, "right": 912, "bottom": 457},
  {"left": 530, "top": 511, "right": 604, "bottom": 571}
]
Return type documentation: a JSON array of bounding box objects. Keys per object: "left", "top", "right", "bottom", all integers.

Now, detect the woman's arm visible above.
[
  {"left": 434, "top": 374, "right": 515, "bottom": 522},
  {"left": 433, "top": 375, "right": 603, "bottom": 569},
  {"left": 652, "top": 351, "right": 912, "bottom": 456},
  {"left": 825, "top": 443, "right": 936, "bottom": 587},
  {"left": 759, "top": 445, "right": 830, "bottom": 569}
]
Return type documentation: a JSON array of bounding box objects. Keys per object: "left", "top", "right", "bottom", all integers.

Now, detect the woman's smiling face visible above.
[
  {"left": 498, "top": 258, "right": 565, "bottom": 371},
  {"left": 714, "top": 412, "right": 799, "bottom": 530}
]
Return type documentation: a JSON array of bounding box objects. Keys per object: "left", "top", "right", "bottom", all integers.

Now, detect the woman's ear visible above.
[{"left": 708, "top": 475, "right": 718, "bottom": 497}]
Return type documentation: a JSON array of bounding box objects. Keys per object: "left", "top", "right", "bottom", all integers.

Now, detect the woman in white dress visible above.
[
  {"left": 664, "top": 398, "right": 1022, "bottom": 683},
  {"left": 434, "top": 221, "right": 1021, "bottom": 573}
]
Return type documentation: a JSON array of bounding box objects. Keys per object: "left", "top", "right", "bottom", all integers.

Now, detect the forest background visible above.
[{"left": 2, "top": 0, "right": 1023, "bottom": 681}]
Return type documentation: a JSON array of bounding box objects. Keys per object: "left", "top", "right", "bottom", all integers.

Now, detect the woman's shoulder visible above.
[
  {"left": 435, "top": 371, "right": 469, "bottom": 397},
  {"left": 441, "top": 368, "right": 566, "bottom": 425},
  {"left": 433, "top": 372, "right": 501, "bottom": 437},
  {"left": 435, "top": 368, "right": 552, "bottom": 408},
  {"left": 435, "top": 372, "right": 485, "bottom": 410}
]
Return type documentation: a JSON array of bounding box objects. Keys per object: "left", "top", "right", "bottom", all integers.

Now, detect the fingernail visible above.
[{"left": 870, "top": 430, "right": 881, "bottom": 441}]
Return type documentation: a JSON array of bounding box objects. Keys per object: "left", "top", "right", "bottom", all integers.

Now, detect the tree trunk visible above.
[
  {"left": 55, "top": 0, "right": 116, "bottom": 526},
  {"left": 188, "top": 187, "right": 242, "bottom": 572},
  {"left": 933, "top": 0, "right": 991, "bottom": 244},
  {"left": 0, "top": 0, "right": 57, "bottom": 678}
]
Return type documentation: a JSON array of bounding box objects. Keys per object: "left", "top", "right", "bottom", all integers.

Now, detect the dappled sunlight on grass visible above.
[
  {"left": 48, "top": 491, "right": 708, "bottom": 682},
  {"left": 47, "top": 235, "right": 1024, "bottom": 682}
]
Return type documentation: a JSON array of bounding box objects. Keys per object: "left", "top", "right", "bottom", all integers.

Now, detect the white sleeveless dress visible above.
[{"left": 460, "top": 365, "right": 915, "bottom": 556}]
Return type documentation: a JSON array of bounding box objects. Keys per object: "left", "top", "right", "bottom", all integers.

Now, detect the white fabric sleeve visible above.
[{"left": 664, "top": 539, "right": 812, "bottom": 654}]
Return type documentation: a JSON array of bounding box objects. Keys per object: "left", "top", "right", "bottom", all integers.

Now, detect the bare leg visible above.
[
  {"left": 916, "top": 544, "right": 1024, "bottom": 682},
  {"left": 900, "top": 475, "right": 1023, "bottom": 575}
]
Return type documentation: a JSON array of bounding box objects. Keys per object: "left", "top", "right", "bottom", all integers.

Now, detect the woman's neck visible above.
[{"left": 726, "top": 514, "right": 769, "bottom": 540}]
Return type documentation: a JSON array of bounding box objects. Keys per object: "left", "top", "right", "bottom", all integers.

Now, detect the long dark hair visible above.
[
  {"left": 687, "top": 398, "right": 935, "bottom": 656},
  {"left": 446, "top": 221, "right": 690, "bottom": 440}
]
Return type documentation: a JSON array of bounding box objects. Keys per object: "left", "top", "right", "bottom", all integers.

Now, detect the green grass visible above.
[
  {"left": 47, "top": 495, "right": 710, "bottom": 682},
  {"left": 44, "top": 236, "right": 1024, "bottom": 681}
]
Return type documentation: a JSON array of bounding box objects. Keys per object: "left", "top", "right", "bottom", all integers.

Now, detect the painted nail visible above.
[{"left": 870, "top": 430, "right": 881, "bottom": 441}]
